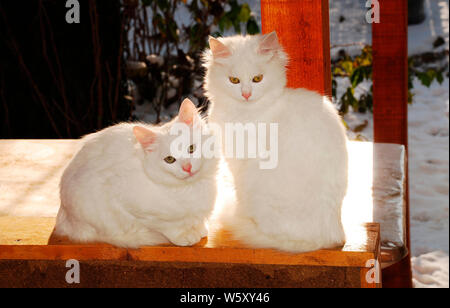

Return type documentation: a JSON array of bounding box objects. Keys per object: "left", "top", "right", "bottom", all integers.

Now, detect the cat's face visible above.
[
  {"left": 204, "top": 32, "right": 287, "bottom": 105},
  {"left": 134, "top": 99, "right": 216, "bottom": 185}
]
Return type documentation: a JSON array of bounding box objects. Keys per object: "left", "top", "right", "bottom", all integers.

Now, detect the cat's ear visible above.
[
  {"left": 134, "top": 126, "right": 157, "bottom": 151},
  {"left": 209, "top": 36, "right": 231, "bottom": 59},
  {"left": 258, "top": 31, "right": 282, "bottom": 55},
  {"left": 178, "top": 98, "right": 200, "bottom": 126}
]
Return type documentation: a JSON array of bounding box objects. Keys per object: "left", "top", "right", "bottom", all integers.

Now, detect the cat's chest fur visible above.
[{"left": 209, "top": 93, "right": 284, "bottom": 124}]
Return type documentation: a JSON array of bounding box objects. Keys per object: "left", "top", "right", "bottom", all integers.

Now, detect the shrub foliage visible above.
[
  {"left": 332, "top": 43, "right": 449, "bottom": 116},
  {"left": 124, "top": 0, "right": 260, "bottom": 122}
]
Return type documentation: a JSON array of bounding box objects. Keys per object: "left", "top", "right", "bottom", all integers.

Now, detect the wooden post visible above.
[
  {"left": 373, "top": 0, "right": 412, "bottom": 288},
  {"left": 260, "top": 0, "right": 331, "bottom": 97}
]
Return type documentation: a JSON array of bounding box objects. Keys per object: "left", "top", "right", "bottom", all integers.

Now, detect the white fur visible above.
[
  {"left": 204, "top": 33, "right": 348, "bottom": 252},
  {"left": 55, "top": 105, "right": 219, "bottom": 248}
]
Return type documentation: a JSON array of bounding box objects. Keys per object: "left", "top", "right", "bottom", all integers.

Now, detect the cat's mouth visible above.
[
  {"left": 182, "top": 170, "right": 198, "bottom": 180},
  {"left": 240, "top": 96, "right": 258, "bottom": 104}
]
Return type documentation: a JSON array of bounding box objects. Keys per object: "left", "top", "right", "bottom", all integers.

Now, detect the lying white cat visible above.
[
  {"left": 55, "top": 99, "right": 219, "bottom": 248},
  {"left": 204, "top": 32, "right": 348, "bottom": 252}
]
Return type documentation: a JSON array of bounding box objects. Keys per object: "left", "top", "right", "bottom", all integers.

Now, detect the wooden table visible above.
[{"left": 0, "top": 140, "right": 406, "bottom": 287}]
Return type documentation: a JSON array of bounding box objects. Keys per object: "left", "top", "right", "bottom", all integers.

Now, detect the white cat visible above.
[
  {"left": 204, "top": 32, "right": 348, "bottom": 252},
  {"left": 55, "top": 99, "right": 219, "bottom": 248}
]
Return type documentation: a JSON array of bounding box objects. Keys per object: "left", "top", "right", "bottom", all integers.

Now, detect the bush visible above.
[
  {"left": 123, "top": 0, "right": 260, "bottom": 123},
  {"left": 332, "top": 43, "right": 449, "bottom": 117}
]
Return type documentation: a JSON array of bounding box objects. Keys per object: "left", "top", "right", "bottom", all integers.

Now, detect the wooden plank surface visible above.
[
  {"left": 0, "top": 139, "right": 79, "bottom": 217},
  {"left": 261, "top": 0, "right": 332, "bottom": 97},
  {"left": 0, "top": 214, "right": 380, "bottom": 267},
  {"left": 126, "top": 223, "right": 380, "bottom": 267}
]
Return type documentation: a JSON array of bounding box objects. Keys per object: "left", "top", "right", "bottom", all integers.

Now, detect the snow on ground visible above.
[
  {"left": 409, "top": 0, "right": 449, "bottom": 55},
  {"left": 329, "top": 0, "right": 372, "bottom": 57},
  {"left": 409, "top": 77, "right": 449, "bottom": 288},
  {"left": 412, "top": 251, "right": 449, "bottom": 288}
]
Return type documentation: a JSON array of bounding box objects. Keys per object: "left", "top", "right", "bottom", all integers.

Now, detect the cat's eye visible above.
[
  {"left": 252, "top": 75, "right": 263, "bottom": 83},
  {"left": 188, "top": 144, "right": 196, "bottom": 154},
  {"left": 229, "top": 77, "right": 240, "bottom": 84},
  {"left": 164, "top": 156, "right": 176, "bottom": 164}
]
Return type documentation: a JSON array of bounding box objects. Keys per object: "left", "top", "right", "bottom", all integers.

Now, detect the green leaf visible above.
[
  {"left": 156, "top": 0, "right": 168, "bottom": 10},
  {"left": 408, "top": 91, "right": 414, "bottom": 104},
  {"left": 218, "top": 16, "right": 232, "bottom": 32},
  {"left": 341, "top": 119, "right": 349, "bottom": 130},
  {"left": 436, "top": 71, "right": 444, "bottom": 84},
  {"left": 339, "top": 87, "right": 357, "bottom": 114},
  {"left": 350, "top": 67, "right": 364, "bottom": 88},
  {"left": 233, "top": 19, "right": 241, "bottom": 34},
  {"left": 189, "top": 24, "right": 200, "bottom": 45},
  {"left": 238, "top": 4, "right": 251, "bottom": 22},
  {"left": 416, "top": 71, "right": 433, "bottom": 87},
  {"left": 341, "top": 60, "right": 354, "bottom": 75},
  {"left": 168, "top": 19, "right": 179, "bottom": 41},
  {"left": 246, "top": 18, "right": 260, "bottom": 35},
  {"left": 153, "top": 13, "right": 165, "bottom": 34},
  {"left": 332, "top": 79, "right": 337, "bottom": 99}
]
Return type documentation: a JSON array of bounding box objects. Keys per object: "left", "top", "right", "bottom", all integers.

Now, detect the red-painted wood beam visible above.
[
  {"left": 260, "top": 0, "right": 331, "bottom": 97},
  {"left": 373, "top": 0, "right": 412, "bottom": 288},
  {"left": 373, "top": 0, "right": 409, "bottom": 146}
]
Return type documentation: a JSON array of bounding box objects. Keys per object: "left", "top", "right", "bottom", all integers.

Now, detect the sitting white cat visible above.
[
  {"left": 204, "top": 32, "right": 348, "bottom": 252},
  {"left": 55, "top": 99, "right": 219, "bottom": 248}
]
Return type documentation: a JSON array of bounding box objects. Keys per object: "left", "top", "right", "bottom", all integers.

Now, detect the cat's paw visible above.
[
  {"left": 195, "top": 223, "right": 208, "bottom": 239},
  {"left": 169, "top": 229, "right": 202, "bottom": 247}
]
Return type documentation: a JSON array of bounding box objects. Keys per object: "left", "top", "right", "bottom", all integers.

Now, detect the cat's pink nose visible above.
[
  {"left": 242, "top": 92, "right": 252, "bottom": 100},
  {"left": 182, "top": 163, "right": 192, "bottom": 173}
]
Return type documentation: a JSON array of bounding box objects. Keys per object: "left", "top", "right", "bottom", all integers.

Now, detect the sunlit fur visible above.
[
  {"left": 204, "top": 33, "right": 348, "bottom": 252},
  {"left": 55, "top": 102, "right": 219, "bottom": 248}
]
